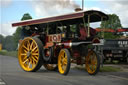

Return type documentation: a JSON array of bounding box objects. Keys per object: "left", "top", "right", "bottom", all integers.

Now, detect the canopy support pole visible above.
[
  {"left": 47, "top": 23, "right": 49, "bottom": 35},
  {"left": 88, "top": 15, "right": 90, "bottom": 37},
  {"left": 101, "top": 17, "right": 104, "bottom": 38}
]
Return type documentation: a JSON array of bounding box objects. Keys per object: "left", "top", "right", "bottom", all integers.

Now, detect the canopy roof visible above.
[{"left": 12, "top": 10, "right": 108, "bottom": 27}]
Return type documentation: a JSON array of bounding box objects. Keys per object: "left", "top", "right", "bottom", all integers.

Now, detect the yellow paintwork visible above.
[
  {"left": 0, "top": 44, "right": 2, "bottom": 51},
  {"left": 58, "top": 49, "right": 68, "bottom": 74},
  {"left": 18, "top": 37, "right": 39, "bottom": 71},
  {"left": 85, "top": 51, "right": 97, "bottom": 74}
]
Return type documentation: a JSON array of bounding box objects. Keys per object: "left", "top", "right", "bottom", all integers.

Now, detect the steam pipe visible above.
[{"left": 56, "top": 41, "right": 92, "bottom": 48}]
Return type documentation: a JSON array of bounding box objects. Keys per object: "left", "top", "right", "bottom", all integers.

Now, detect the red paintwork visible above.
[
  {"left": 95, "top": 28, "right": 115, "bottom": 32},
  {"left": 44, "top": 42, "right": 54, "bottom": 48},
  {"left": 61, "top": 40, "right": 72, "bottom": 48},
  {"left": 92, "top": 38, "right": 100, "bottom": 43},
  {"left": 47, "top": 34, "right": 61, "bottom": 42},
  {"left": 96, "top": 28, "right": 128, "bottom": 33},
  {"left": 12, "top": 12, "right": 84, "bottom": 27},
  {"left": 79, "top": 27, "right": 87, "bottom": 40},
  {"left": 117, "top": 29, "right": 128, "bottom": 32}
]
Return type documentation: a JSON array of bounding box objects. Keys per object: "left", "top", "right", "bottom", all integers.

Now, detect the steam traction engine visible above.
[{"left": 12, "top": 10, "right": 108, "bottom": 75}]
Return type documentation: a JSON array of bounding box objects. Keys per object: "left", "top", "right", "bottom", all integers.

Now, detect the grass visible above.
[
  {"left": 100, "top": 66, "right": 121, "bottom": 72},
  {"left": 0, "top": 50, "right": 18, "bottom": 57},
  {"left": 75, "top": 65, "right": 121, "bottom": 72},
  {"left": 104, "top": 60, "right": 119, "bottom": 64}
]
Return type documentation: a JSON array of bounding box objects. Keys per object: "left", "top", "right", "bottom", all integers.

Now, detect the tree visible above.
[
  {"left": 0, "top": 34, "right": 5, "bottom": 49},
  {"left": 4, "top": 36, "right": 15, "bottom": 51},
  {"left": 101, "top": 14, "right": 122, "bottom": 30},
  {"left": 13, "top": 13, "right": 33, "bottom": 50},
  {"left": 0, "top": 34, "right": 4, "bottom": 44},
  {"left": 21, "top": 13, "right": 32, "bottom": 21},
  {"left": 13, "top": 27, "right": 22, "bottom": 49}
]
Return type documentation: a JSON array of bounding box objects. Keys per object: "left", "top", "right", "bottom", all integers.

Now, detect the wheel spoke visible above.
[
  {"left": 23, "top": 49, "right": 28, "bottom": 53},
  {"left": 30, "top": 41, "right": 34, "bottom": 50},
  {"left": 29, "top": 58, "right": 35, "bottom": 68},
  {"left": 60, "top": 51, "right": 64, "bottom": 58},
  {"left": 63, "top": 65, "right": 66, "bottom": 71},
  {"left": 28, "top": 62, "right": 31, "bottom": 68},
  {"left": 31, "top": 56, "right": 38, "bottom": 63},
  {"left": 23, "top": 59, "right": 29, "bottom": 64},
  {"left": 27, "top": 40, "right": 31, "bottom": 50},
  {"left": 22, "top": 45, "right": 29, "bottom": 51},
  {"left": 32, "top": 53, "right": 39, "bottom": 56},
  {"left": 34, "top": 56, "right": 38, "bottom": 60},
  {"left": 32, "top": 46, "right": 38, "bottom": 53},
  {"left": 32, "top": 46, "right": 37, "bottom": 52},
  {"left": 21, "top": 53, "right": 27, "bottom": 56},
  {"left": 23, "top": 56, "right": 27, "bottom": 61},
  {"left": 91, "top": 60, "right": 97, "bottom": 65},
  {"left": 34, "top": 49, "right": 38, "bottom": 53},
  {"left": 29, "top": 58, "right": 33, "bottom": 64},
  {"left": 63, "top": 58, "right": 67, "bottom": 65}
]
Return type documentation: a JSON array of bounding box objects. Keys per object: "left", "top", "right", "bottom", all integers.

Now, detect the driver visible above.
[{"left": 21, "top": 26, "right": 32, "bottom": 39}]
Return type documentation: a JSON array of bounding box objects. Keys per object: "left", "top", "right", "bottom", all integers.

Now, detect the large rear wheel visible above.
[
  {"left": 85, "top": 50, "right": 100, "bottom": 75},
  {"left": 58, "top": 49, "right": 71, "bottom": 75},
  {"left": 18, "top": 37, "right": 43, "bottom": 72}
]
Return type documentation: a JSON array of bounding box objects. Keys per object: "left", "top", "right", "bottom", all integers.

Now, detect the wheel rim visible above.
[
  {"left": 86, "top": 51, "right": 97, "bottom": 74},
  {"left": 58, "top": 50, "right": 68, "bottom": 74},
  {"left": 18, "top": 37, "right": 39, "bottom": 71}
]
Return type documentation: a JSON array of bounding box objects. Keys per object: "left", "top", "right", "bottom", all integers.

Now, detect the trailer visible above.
[{"left": 96, "top": 28, "right": 128, "bottom": 63}]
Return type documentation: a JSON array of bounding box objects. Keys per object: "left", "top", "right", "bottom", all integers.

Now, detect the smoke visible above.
[
  {"left": 31, "top": 0, "right": 80, "bottom": 17},
  {"left": 1, "top": 0, "right": 12, "bottom": 7},
  {"left": 34, "top": 0, "right": 79, "bottom": 9}
]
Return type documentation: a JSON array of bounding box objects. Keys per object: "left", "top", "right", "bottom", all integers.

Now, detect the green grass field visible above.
[{"left": 0, "top": 50, "right": 17, "bottom": 57}]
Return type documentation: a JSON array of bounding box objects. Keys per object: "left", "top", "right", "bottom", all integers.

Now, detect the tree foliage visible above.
[
  {"left": 1, "top": 13, "right": 33, "bottom": 51},
  {"left": 13, "top": 13, "right": 33, "bottom": 50},
  {"left": 104, "top": 32, "right": 120, "bottom": 39},
  {"left": 21, "top": 13, "right": 32, "bottom": 21},
  {"left": 4, "top": 36, "right": 15, "bottom": 51},
  {"left": 13, "top": 27, "right": 22, "bottom": 49},
  {"left": 0, "top": 34, "right": 5, "bottom": 49},
  {"left": 101, "top": 14, "right": 122, "bottom": 30},
  {"left": 0, "top": 34, "right": 4, "bottom": 44}
]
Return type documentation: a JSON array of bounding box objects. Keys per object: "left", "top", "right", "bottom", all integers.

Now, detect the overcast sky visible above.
[{"left": 0, "top": 0, "right": 128, "bottom": 36}]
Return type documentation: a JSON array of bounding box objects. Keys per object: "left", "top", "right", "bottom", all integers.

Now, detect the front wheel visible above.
[
  {"left": 58, "top": 49, "right": 71, "bottom": 75},
  {"left": 18, "top": 37, "right": 43, "bottom": 72},
  {"left": 85, "top": 50, "right": 100, "bottom": 75}
]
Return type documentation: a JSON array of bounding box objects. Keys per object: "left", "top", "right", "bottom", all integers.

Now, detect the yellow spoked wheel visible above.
[
  {"left": 18, "top": 37, "right": 43, "bottom": 72},
  {"left": 43, "top": 64, "right": 58, "bottom": 71},
  {"left": 85, "top": 50, "right": 100, "bottom": 75},
  {"left": 58, "top": 49, "right": 71, "bottom": 75}
]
